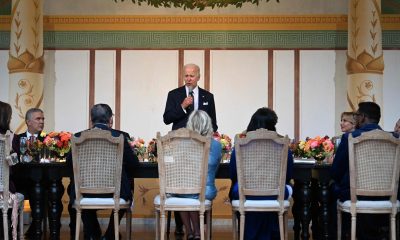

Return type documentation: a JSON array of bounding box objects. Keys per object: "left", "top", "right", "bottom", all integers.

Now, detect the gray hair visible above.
[
  {"left": 25, "top": 108, "right": 43, "bottom": 121},
  {"left": 186, "top": 110, "right": 213, "bottom": 136},
  {"left": 91, "top": 103, "right": 113, "bottom": 124}
]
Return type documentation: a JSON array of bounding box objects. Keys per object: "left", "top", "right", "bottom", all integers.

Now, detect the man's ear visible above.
[{"left": 108, "top": 117, "right": 114, "bottom": 128}]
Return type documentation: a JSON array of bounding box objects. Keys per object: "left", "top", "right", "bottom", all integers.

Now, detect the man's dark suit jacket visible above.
[
  {"left": 67, "top": 124, "right": 139, "bottom": 201},
  {"left": 163, "top": 86, "right": 218, "bottom": 131}
]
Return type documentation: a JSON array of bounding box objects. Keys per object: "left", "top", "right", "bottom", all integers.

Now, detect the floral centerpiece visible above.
[
  {"left": 26, "top": 131, "right": 72, "bottom": 162},
  {"left": 291, "top": 136, "right": 334, "bottom": 161},
  {"left": 43, "top": 131, "right": 72, "bottom": 161},
  {"left": 129, "top": 137, "right": 146, "bottom": 160},
  {"left": 213, "top": 132, "right": 232, "bottom": 162},
  {"left": 147, "top": 138, "right": 157, "bottom": 162}
]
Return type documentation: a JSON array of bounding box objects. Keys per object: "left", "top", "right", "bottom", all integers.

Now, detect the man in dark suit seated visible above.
[
  {"left": 329, "top": 102, "right": 399, "bottom": 239},
  {"left": 11, "top": 108, "right": 64, "bottom": 239},
  {"left": 67, "top": 103, "right": 139, "bottom": 240},
  {"left": 162, "top": 63, "right": 218, "bottom": 235}
]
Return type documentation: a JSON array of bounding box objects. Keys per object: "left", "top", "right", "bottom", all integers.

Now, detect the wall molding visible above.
[{"left": 1, "top": 15, "right": 400, "bottom": 31}]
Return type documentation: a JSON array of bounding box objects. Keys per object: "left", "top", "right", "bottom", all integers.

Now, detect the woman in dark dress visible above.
[{"left": 229, "top": 107, "right": 293, "bottom": 240}]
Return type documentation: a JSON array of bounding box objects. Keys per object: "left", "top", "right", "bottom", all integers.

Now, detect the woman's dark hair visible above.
[
  {"left": 0, "top": 101, "right": 12, "bottom": 134},
  {"left": 246, "top": 107, "right": 278, "bottom": 132}
]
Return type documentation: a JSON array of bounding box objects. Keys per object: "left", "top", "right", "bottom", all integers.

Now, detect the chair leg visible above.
[
  {"left": 351, "top": 214, "right": 356, "bottom": 240},
  {"left": 239, "top": 213, "right": 245, "bottom": 240},
  {"left": 200, "top": 212, "right": 205, "bottom": 240},
  {"left": 19, "top": 206, "right": 24, "bottom": 240},
  {"left": 284, "top": 212, "right": 288, "bottom": 240},
  {"left": 75, "top": 209, "right": 81, "bottom": 240},
  {"left": 160, "top": 211, "right": 166, "bottom": 240},
  {"left": 114, "top": 210, "right": 119, "bottom": 240},
  {"left": 391, "top": 214, "right": 396, "bottom": 240},
  {"left": 278, "top": 212, "right": 284, "bottom": 240},
  {"left": 232, "top": 210, "right": 237, "bottom": 240},
  {"left": 3, "top": 210, "right": 8, "bottom": 240},
  {"left": 337, "top": 208, "right": 341, "bottom": 240},
  {"left": 126, "top": 208, "right": 132, "bottom": 240}
]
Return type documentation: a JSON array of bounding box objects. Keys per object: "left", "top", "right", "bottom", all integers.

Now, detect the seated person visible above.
[
  {"left": 229, "top": 107, "right": 293, "bottom": 240},
  {"left": 177, "top": 110, "right": 221, "bottom": 240},
  {"left": 11, "top": 108, "right": 62, "bottom": 238},
  {"left": 329, "top": 102, "right": 399, "bottom": 239},
  {"left": 67, "top": 103, "right": 139, "bottom": 240},
  {"left": 328, "top": 111, "right": 356, "bottom": 164},
  {"left": 340, "top": 111, "right": 356, "bottom": 133}
]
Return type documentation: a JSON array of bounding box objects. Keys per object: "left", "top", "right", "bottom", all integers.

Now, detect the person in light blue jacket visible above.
[{"left": 179, "top": 110, "right": 221, "bottom": 240}]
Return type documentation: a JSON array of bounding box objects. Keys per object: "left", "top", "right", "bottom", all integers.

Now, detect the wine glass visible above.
[{"left": 19, "top": 137, "right": 28, "bottom": 162}]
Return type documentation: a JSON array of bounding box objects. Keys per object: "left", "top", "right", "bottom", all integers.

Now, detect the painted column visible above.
[
  {"left": 346, "top": 0, "right": 384, "bottom": 111},
  {"left": 7, "top": 0, "right": 44, "bottom": 134}
]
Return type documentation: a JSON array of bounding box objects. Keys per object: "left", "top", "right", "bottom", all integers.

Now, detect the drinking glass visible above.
[{"left": 19, "top": 137, "right": 28, "bottom": 162}]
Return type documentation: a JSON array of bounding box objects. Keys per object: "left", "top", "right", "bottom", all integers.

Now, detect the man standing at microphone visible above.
[
  {"left": 163, "top": 63, "right": 218, "bottom": 132},
  {"left": 163, "top": 63, "right": 218, "bottom": 236}
]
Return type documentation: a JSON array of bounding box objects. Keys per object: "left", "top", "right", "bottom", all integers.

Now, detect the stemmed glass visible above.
[{"left": 19, "top": 137, "right": 29, "bottom": 162}]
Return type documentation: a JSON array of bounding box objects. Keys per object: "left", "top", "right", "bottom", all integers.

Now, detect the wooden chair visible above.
[
  {"left": 337, "top": 129, "right": 400, "bottom": 240},
  {"left": 71, "top": 128, "right": 133, "bottom": 240},
  {"left": 154, "top": 128, "right": 212, "bottom": 240},
  {"left": 0, "top": 131, "right": 24, "bottom": 240},
  {"left": 231, "top": 128, "right": 291, "bottom": 240}
]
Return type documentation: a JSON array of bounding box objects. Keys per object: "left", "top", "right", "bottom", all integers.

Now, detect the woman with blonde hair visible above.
[
  {"left": 340, "top": 111, "right": 356, "bottom": 133},
  {"left": 179, "top": 110, "right": 221, "bottom": 240}
]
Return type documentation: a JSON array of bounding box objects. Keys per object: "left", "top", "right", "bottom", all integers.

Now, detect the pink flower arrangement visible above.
[
  {"left": 43, "top": 131, "right": 72, "bottom": 157},
  {"left": 213, "top": 132, "right": 232, "bottom": 161},
  {"left": 292, "top": 136, "right": 334, "bottom": 160},
  {"left": 129, "top": 137, "right": 146, "bottom": 158}
]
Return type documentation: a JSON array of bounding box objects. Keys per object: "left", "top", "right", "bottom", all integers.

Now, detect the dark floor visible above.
[{"left": 54, "top": 218, "right": 296, "bottom": 239}]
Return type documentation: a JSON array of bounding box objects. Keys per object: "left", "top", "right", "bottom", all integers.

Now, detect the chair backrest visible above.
[
  {"left": 71, "top": 128, "right": 124, "bottom": 207},
  {"left": 0, "top": 131, "right": 11, "bottom": 210},
  {"left": 234, "top": 129, "right": 290, "bottom": 204},
  {"left": 156, "top": 128, "right": 211, "bottom": 203},
  {"left": 348, "top": 129, "right": 400, "bottom": 203}
]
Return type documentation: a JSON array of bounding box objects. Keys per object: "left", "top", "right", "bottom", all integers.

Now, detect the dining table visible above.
[
  {"left": 292, "top": 160, "right": 332, "bottom": 240},
  {"left": 14, "top": 160, "right": 330, "bottom": 239}
]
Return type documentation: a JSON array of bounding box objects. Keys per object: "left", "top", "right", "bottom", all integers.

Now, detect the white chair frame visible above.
[
  {"left": 0, "top": 131, "right": 24, "bottom": 240},
  {"left": 71, "top": 128, "right": 133, "bottom": 240},
  {"left": 154, "top": 128, "right": 212, "bottom": 240},
  {"left": 231, "top": 129, "right": 290, "bottom": 240},
  {"left": 337, "top": 129, "right": 400, "bottom": 240}
]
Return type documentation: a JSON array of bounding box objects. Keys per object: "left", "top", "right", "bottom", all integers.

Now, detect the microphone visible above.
[{"left": 188, "top": 86, "right": 194, "bottom": 97}]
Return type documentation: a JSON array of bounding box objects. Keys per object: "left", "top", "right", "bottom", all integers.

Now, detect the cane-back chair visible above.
[
  {"left": 71, "top": 128, "right": 133, "bottom": 240},
  {"left": 0, "top": 131, "right": 24, "bottom": 240},
  {"left": 154, "top": 128, "right": 211, "bottom": 240},
  {"left": 337, "top": 129, "right": 400, "bottom": 240},
  {"left": 231, "top": 128, "right": 291, "bottom": 240}
]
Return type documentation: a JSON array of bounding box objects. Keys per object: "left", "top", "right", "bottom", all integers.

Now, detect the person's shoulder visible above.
[
  {"left": 74, "top": 129, "right": 88, "bottom": 137},
  {"left": 198, "top": 87, "right": 213, "bottom": 95},
  {"left": 15, "top": 132, "right": 27, "bottom": 137},
  {"left": 169, "top": 86, "right": 185, "bottom": 94},
  {"left": 112, "top": 129, "right": 131, "bottom": 139}
]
